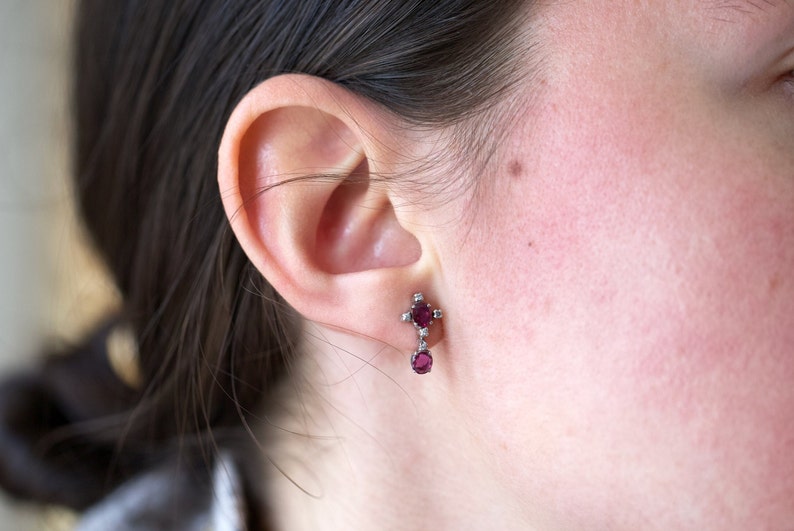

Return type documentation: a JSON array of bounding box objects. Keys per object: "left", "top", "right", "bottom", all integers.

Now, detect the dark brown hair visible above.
[{"left": 0, "top": 0, "right": 529, "bottom": 523}]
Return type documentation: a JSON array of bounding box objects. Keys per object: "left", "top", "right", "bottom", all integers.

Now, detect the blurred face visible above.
[{"left": 442, "top": 1, "right": 794, "bottom": 528}]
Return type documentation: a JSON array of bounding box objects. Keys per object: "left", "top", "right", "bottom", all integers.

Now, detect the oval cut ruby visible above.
[
  {"left": 411, "top": 302, "right": 432, "bottom": 328},
  {"left": 411, "top": 350, "right": 433, "bottom": 374}
]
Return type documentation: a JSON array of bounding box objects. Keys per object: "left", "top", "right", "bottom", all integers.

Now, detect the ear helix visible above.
[{"left": 400, "top": 293, "right": 443, "bottom": 374}]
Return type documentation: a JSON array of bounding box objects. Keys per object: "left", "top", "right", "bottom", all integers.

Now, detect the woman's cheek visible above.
[{"left": 448, "top": 70, "right": 794, "bottom": 522}]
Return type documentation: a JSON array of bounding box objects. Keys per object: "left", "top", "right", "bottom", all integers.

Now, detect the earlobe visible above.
[{"left": 217, "top": 75, "right": 426, "bottom": 351}]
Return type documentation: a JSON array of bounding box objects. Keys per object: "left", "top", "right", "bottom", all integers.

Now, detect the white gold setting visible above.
[{"left": 401, "top": 292, "right": 443, "bottom": 374}]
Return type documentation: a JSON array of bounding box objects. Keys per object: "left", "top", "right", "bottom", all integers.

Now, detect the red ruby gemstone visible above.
[
  {"left": 411, "top": 303, "right": 432, "bottom": 328},
  {"left": 411, "top": 350, "right": 433, "bottom": 374}
]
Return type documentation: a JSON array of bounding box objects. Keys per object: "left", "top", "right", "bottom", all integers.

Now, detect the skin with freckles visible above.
[
  {"left": 231, "top": 1, "right": 794, "bottom": 529},
  {"left": 439, "top": 1, "right": 794, "bottom": 528}
]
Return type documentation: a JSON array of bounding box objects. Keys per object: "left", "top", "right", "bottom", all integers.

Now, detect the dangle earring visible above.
[{"left": 401, "top": 292, "right": 443, "bottom": 374}]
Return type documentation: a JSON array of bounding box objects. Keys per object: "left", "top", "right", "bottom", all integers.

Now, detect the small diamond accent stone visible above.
[
  {"left": 433, "top": 309, "right": 443, "bottom": 319},
  {"left": 413, "top": 293, "right": 424, "bottom": 303},
  {"left": 418, "top": 339, "right": 427, "bottom": 351},
  {"left": 411, "top": 350, "right": 433, "bottom": 374},
  {"left": 401, "top": 312, "right": 412, "bottom": 322},
  {"left": 418, "top": 327, "right": 429, "bottom": 339}
]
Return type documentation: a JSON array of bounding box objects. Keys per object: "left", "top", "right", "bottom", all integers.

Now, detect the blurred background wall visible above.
[
  {"left": 0, "top": 0, "right": 70, "bottom": 363},
  {"left": 0, "top": 1, "right": 116, "bottom": 528}
]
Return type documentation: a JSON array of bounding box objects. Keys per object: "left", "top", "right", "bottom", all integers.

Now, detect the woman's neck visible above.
[{"left": 260, "top": 327, "right": 531, "bottom": 531}]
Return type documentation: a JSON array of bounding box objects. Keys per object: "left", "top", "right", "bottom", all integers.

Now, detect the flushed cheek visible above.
[
  {"left": 618, "top": 176, "right": 794, "bottom": 508},
  {"left": 445, "top": 2, "right": 794, "bottom": 525},
  {"left": 451, "top": 83, "right": 794, "bottom": 525},
  {"left": 510, "top": 50, "right": 794, "bottom": 412}
]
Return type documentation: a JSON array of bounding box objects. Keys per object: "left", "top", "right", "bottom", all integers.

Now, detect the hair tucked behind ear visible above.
[{"left": 0, "top": 0, "right": 530, "bottom": 520}]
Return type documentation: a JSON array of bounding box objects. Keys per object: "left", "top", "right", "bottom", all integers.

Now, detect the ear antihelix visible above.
[
  {"left": 314, "top": 158, "right": 421, "bottom": 274},
  {"left": 236, "top": 107, "right": 363, "bottom": 202}
]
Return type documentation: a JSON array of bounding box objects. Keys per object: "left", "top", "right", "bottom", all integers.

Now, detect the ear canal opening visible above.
[{"left": 315, "top": 158, "right": 421, "bottom": 274}]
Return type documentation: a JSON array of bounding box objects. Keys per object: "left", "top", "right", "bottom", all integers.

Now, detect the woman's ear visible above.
[{"left": 217, "top": 74, "right": 433, "bottom": 351}]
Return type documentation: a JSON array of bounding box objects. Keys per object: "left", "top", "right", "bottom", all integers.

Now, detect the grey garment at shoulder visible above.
[{"left": 76, "top": 453, "right": 247, "bottom": 531}]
